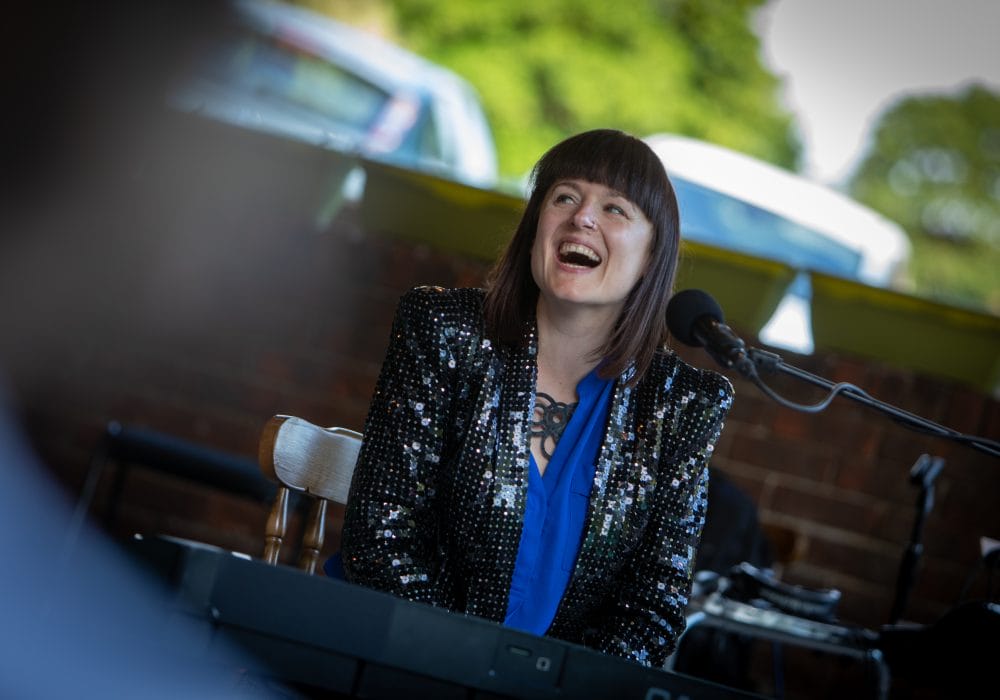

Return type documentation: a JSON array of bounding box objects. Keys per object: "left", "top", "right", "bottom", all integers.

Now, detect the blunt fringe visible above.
[{"left": 483, "top": 129, "right": 680, "bottom": 385}]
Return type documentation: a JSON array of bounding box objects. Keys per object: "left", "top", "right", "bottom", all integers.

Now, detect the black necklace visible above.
[{"left": 530, "top": 392, "right": 578, "bottom": 461}]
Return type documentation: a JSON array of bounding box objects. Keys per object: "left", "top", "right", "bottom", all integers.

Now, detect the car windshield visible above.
[
  {"left": 672, "top": 175, "right": 862, "bottom": 279},
  {"left": 193, "top": 31, "right": 392, "bottom": 136}
]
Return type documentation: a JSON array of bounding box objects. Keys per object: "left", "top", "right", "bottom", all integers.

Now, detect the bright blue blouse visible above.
[{"left": 503, "top": 367, "right": 614, "bottom": 635}]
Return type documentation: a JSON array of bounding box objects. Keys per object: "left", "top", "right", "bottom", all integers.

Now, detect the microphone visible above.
[{"left": 666, "top": 289, "right": 753, "bottom": 374}]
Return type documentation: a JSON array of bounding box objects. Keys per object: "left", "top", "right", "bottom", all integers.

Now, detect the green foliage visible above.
[
  {"left": 381, "top": 0, "right": 799, "bottom": 178},
  {"left": 849, "top": 86, "right": 1000, "bottom": 313},
  {"left": 908, "top": 236, "right": 1000, "bottom": 313}
]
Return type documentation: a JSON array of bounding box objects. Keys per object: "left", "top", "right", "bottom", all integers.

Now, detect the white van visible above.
[{"left": 646, "top": 133, "right": 912, "bottom": 352}]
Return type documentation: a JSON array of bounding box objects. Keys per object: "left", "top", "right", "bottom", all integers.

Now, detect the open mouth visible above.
[{"left": 557, "top": 242, "right": 602, "bottom": 268}]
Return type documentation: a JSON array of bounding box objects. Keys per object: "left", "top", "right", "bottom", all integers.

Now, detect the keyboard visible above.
[{"left": 129, "top": 535, "right": 763, "bottom": 699}]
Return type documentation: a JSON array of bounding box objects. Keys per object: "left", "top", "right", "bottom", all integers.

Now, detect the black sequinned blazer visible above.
[{"left": 341, "top": 286, "right": 733, "bottom": 667}]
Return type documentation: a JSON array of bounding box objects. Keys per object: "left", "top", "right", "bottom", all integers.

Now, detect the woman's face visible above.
[{"left": 531, "top": 178, "right": 653, "bottom": 317}]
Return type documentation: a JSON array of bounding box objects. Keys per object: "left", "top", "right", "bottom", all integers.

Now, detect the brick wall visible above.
[{"left": 5, "top": 190, "right": 997, "bottom": 634}]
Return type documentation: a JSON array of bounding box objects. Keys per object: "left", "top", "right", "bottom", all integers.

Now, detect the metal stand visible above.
[
  {"left": 667, "top": 572, "right": 890, "bottom": 700},
  {"left": 888, "top": 454, "right": 945, "bottom": 624}
]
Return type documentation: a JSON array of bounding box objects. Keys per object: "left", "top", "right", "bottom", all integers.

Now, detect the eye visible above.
[
  {"left": 606, "top": 203, "right": 627, "bottom": 217},
  {"left": 553, "top": 191, "right": 576, "bottom": 204}
]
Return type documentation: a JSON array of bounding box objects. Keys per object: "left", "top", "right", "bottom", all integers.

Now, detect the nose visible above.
[{"left": 573, "top": 202, "right": 597, "bottom": 230}]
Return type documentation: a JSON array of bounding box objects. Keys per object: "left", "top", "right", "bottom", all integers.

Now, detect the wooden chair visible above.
[{"left": 257, "top": 415, "right": 362, "bottom": 574}]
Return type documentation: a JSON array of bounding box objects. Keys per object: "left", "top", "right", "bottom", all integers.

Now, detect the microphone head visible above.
[{"left": 666, "top": 289, "right": 724, "bottom": 347}]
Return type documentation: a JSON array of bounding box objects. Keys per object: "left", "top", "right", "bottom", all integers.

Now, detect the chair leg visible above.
[
  {"left": 299, "top": 499, "right": 327, "bottom": 575},
  {"left": 264, "top": 486, "right": 290, "bottom": 565}
]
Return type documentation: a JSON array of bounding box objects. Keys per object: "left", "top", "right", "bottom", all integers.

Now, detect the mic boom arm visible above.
[{"left": 745, "top": 347, "right": 1000, "bottom": 458}]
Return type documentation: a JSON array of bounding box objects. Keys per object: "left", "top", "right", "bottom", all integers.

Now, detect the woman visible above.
[{"left": 340, "top": 129, "right": 733, "bottom": 668}]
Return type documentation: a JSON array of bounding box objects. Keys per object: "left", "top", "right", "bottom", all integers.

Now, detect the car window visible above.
[
  {"left": 195, "top": 32, "right": 392, "bottom": 135},
  {"left": 672, "top": 175, "right": 862, "bottom": 279},
  {"left": 416, "top": 111, "right": 444, "bottom": 165}
]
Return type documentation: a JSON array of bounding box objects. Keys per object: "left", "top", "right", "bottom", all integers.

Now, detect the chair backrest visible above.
[{"left": 258, "top": 414, "right": 362, "bottom": 573}]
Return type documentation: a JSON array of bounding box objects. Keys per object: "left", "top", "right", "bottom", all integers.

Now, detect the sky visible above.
[{"left": 756, "top": 0, "right": 1000, "bottom": 186}]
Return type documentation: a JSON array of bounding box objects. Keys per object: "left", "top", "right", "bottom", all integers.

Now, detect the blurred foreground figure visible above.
[
  {"left": 0, "top": 378, "right": 284, "bottom": 698},
  {"left": 0, "top": 2, "right": 286, "bottom": 696}
]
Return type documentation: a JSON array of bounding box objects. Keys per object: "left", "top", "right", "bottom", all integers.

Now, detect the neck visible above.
[{"left": 534, "top": 297, "right": 615, "bottom": 392}]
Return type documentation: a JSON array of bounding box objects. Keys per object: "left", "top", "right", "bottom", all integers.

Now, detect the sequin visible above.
[{"left": 341, "top": 287, "right": 733, "bottom": 669}]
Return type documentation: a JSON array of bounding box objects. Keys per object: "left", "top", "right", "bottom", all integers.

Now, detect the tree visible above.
[{"left": 849, "top": 85, "right": 1000, "bottom": 312}]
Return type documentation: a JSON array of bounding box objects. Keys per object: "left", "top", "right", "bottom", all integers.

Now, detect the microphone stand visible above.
[
  {"left": 888, "top": 455, "right": 944, "bottom": 625},
  {"left": 735, "top": 346, "right": 999, "bottom": 629},
  {"left": 740, "top": 346, "right": 1000, "bottom": 459}
]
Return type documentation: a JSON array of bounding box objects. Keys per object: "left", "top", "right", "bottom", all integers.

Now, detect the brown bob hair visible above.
[{"left": 484, "top": 128, "right": 681, "bottom": 385}]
